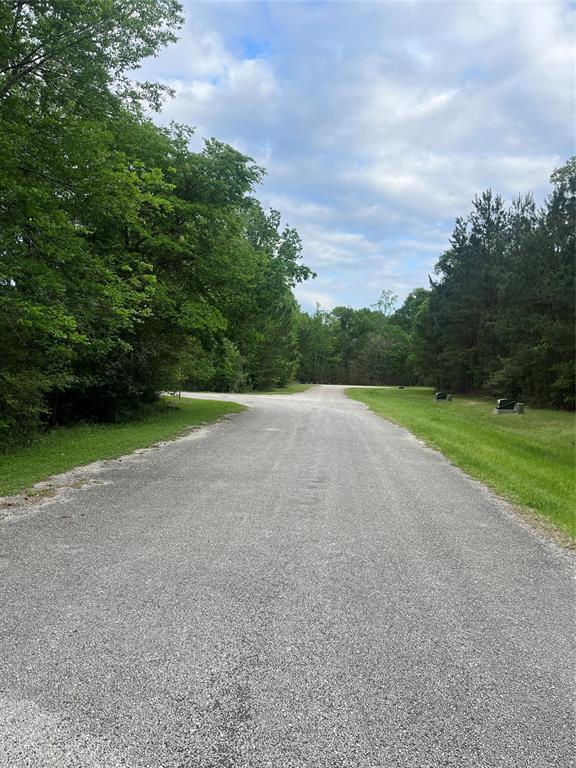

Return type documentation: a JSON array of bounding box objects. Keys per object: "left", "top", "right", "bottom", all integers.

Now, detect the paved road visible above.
[{"left": 0, "top": 386, "right": 574, "bottom": 767}]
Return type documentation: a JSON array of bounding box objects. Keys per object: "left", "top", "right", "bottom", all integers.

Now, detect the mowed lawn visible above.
[
  {"left": 0, "top": 397, "right": 244, "bottom": 497},
  {"left": 256, "top": 383, "right": 312, "bottom": 395},
  {"left": 347, "top": 387, "right": 575, "bottom": 538}
]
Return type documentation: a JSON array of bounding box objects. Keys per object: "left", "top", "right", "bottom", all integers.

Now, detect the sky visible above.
[{"left": 137, "top": 0, "right": 575, "bottom": 312}]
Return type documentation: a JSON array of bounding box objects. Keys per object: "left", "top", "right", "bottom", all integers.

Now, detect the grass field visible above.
[
  {"left": 347, "top": 387, "right": 575, "bottom": 538},
  {"left": 256, "top": 383, "right": 312, "bottom": 395},
  {"left": 0, "top": 397, "right": 244, "bottom": 497}
]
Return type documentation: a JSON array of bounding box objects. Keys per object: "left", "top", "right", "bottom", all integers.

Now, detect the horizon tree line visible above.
[{"left": 297, "top": 158, "right": 575, "bottom": 410}]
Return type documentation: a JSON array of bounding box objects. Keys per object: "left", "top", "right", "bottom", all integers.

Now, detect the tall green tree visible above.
[
  {"left": 412, "top": 159, "right": 575, "bottom": 407},
  {"left": 0, "top": 1, "right": 315, "bottom": 443}
]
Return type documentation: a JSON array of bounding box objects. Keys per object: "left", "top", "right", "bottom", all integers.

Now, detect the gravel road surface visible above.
[{"left": 0, "top": 385, "right": 574, "bottom": 767}]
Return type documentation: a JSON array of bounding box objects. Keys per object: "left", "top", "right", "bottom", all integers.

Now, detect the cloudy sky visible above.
[{"left": 137, "top": 0, "right": 574, "bottom": 311}]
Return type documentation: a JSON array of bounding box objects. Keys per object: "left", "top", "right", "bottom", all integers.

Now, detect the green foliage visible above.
[
  {"left": 209, "top": 339, "right": 247, "bottom": 393},
  {"left": 390, "top": 288, "right": 429, "bottom": 333},
  {"left": 0, "top": 1, "right": 313, "bottom": 445},
  {"left": 297, "top": 303, "right": 414, "bottom": 385},
  {"left": 348, "top": 387, "right": 576, "bottom": 537},
  {"left": 412, "top": 160, "right": 575, "bottom": 408},
  {"left": 0, "top": 0, "right": 183, "bottom": 108}
]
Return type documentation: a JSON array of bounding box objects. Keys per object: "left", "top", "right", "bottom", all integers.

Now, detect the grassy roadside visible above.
[
  {"left": 347, "top": 387, "right": 575, "bottom": 538},
  {"left": 0, "top": 397, "right": 244, "bottom": 497},
  {"left": 255, "top": 383, "right": 312, "bottom": 395}
]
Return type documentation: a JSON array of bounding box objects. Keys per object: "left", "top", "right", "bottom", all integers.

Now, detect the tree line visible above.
[
  {"left": 297, "top": 158, "right": 575, "bottom": 409},
  {"left": 297, "top": 289, "right": 419, "bottom": 387},
  {"left": 0, "top": 1, "right": 313, "bottom": 445}
]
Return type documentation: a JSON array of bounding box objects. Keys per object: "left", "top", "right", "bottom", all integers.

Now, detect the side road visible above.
[{"left": 0, "top": 385, "right": 573, "bottom": 767}]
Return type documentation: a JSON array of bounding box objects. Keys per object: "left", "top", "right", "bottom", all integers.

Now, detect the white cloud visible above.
[
  {"left": 294, "top": 286, "right": 338, "bottom": 312},
  {"left": 264, "top": 194, "right": 330, "bottom": 222},
  {"left": 302, "top": 227, "right": 380, "bottom": 267},
  {"left": 137, "top": 0, "right": 575, "bottom": 310}
]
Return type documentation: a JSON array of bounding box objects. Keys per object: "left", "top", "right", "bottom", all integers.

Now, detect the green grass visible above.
[
  {"left": 347, "top": 387, "right": 576, "bottom": 538},
  {"left": 0, "top": 397, "right": 244, "bottom": 497},
  {"left": 255, "top": 383, "right": 312, "bottom": 395}
]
